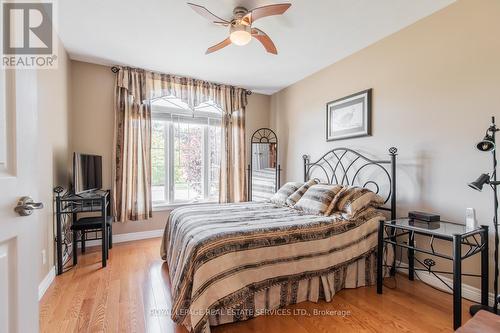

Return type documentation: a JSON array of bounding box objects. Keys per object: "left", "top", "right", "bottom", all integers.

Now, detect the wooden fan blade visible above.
[
  {"left": 251, "top": 28, "right": 277, "bottom": 55},
  {"left": 206, "top": 38, "right": 232, "bottom": 54},
  {"left": 243, "top": 3, "right": 291, "bottom": 24},
  {"left": 187, "top": 3, "right": 229, "bottom": 25}
]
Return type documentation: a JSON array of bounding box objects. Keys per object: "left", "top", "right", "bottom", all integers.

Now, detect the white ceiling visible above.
[{"left": 58, "top": 0, "right": 455, "bottom": 94}]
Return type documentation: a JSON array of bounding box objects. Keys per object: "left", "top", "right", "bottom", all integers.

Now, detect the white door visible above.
[{"left": 0, "top": 67, "right": 42, "bottom": 332}]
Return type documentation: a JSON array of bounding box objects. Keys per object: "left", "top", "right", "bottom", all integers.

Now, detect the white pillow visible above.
[
  {"left": 285, "top": 179, "right": 319, "bottom": 206},
  {"left": 269, "top": 182, "right": 303, "bottom": 206}
]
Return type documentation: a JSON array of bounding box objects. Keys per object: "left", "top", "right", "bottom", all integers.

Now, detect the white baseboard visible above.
[
  {"left": 395, "top": 261, "right": 496, "bottom": 306},
  {"left": 39, "top": 229, "right": 164, "bottom": 300},
  {"left": 78, "top": 228, "right": 164, "bottom": 248},
  {"left": 38, "top": 266, "right": 55, "bottom": 300},
  {"left": 113, "top": 228, "right": 164, "bottom": 243}
]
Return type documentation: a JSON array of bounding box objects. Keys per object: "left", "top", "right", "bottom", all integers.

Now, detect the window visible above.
[{"left": 151, "top": 96, "right": 222, "bottom": 206}]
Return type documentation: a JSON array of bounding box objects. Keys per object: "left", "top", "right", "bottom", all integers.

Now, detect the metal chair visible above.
[{"left": 71, "top": 191, "right": 113, "bottom": 265}]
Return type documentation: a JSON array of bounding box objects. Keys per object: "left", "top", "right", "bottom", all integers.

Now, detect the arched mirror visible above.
[{"left": 248, "top": 128, "right": 281, "bottom": 201}]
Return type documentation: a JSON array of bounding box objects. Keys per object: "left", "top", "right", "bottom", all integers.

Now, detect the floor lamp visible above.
[{"left": 468, "top": 116, "right": 499, "bottom": 316}]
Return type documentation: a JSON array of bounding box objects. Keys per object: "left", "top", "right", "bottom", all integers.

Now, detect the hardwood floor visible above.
[{"left": 40, "top": 238, "right": 473, "bottom": 333}]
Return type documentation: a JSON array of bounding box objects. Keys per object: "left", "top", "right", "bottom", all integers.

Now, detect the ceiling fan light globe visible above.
[
  {"left": 229, "top": 23, "right": 252, "bottom": 46},
  {"left": 230, "top": 30, "right": 251, "bottom": 45}
]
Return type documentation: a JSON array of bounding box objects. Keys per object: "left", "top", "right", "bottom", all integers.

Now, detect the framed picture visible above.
[{"left": 326, "top": 89, "right": 372, "bottom": 141}]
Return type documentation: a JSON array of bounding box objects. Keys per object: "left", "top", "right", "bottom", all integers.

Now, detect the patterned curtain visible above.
[
  {"left": 113, "top": 67, "right": 248, "bottom": 221},
  {"left": 219, "top": 108, "right": 246, "bottom": 203},
  {"left": 113, "top": 68, "right": 152, "bottom": 222}
]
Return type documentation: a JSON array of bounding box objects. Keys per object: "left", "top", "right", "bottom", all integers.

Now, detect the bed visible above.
[{"left": 161, "top": 147, "right": 398, "bottom": 333}]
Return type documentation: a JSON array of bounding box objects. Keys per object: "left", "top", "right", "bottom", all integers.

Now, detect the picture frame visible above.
[{"left": 326, "top": 89, "right": 372, "bottom": 141}]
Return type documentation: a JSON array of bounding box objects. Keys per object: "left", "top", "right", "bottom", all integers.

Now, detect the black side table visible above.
[
  {"left": 377, "top": 218, "right": 489, "bottom": 330},
  {"left": 54, "top": 190, "right": 109, "bottom": 275}
]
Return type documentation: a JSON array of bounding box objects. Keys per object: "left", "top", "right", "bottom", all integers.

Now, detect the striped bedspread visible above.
[{"left": 161, "top": 201, "right": 385, "bottom": 332}]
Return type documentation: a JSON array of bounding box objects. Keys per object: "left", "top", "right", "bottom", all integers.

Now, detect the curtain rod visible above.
[{"left": 110, "top": 66, "right": 252, "bottom": 95}]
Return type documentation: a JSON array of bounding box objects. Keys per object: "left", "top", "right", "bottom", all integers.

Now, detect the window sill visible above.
[{"left": 152, "top": 201, "right": 218, "bottom": 212}]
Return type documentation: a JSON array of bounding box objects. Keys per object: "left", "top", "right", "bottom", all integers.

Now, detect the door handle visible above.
[{"left": 14, "top": 196, "right": 44, "bottom": 216}]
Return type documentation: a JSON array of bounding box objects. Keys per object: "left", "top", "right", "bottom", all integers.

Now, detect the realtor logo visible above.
[{"left": 1, "top": 1, "right": 58, "bottom": 68}]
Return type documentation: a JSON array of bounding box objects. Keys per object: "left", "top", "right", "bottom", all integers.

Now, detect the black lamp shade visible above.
[
  {"left": 476, "top": 135, "right": 496, "bottom": 152},
  {"left": 468, "top": 173, "right": 490, "bottom": 191}
]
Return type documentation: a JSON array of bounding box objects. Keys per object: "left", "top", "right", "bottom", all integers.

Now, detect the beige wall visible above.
[
  {"left": 270, "top": 0, "right": 500, "bottom": 289},
  {"left": 245, "top": 93, "right": 272, "bottom": 163},
  {"left": 37, "top": 41, "right": 71, "bottom": 282},
  {"left": 70, "top": 60, "right": 271, "bottom": 234}
]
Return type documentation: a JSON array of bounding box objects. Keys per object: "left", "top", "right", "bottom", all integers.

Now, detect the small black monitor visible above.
[{"left": 73, "top": 153, "right": 102, "bottom": 194}]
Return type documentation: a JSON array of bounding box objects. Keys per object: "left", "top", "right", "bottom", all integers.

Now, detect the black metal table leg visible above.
[
  {"left": 453, "top": 234, "right": 462, "bottom": 330},
  {"left": 377, "top": 220, "right": 384, "bottom": 294},
  {"left": 481, "top": 226, "right": 489, "bottom": 306},
  {"left": 55, "top": 195, "right": 63, "bottom": 275},
  {"left": 101, "top": 196, "right": 107, "bottom": 268},
  {"left": 81, "top": 231, "right": 86, "bottom": 253},
  {"left": 408, "top": 230, "right": 415, "bottom": 281},
  {"left": 470, "top": 226, "right": 491, "bottom": 316},
  {"left": 72, "top": 230, "right": 78, "bottom": 266},
  {"left": 390, "top": 224, "right": 396, "bottom": 276}
]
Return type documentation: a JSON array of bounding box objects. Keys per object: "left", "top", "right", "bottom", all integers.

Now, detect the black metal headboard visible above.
[{"left": 303, "top": 147, "right": 397, "bottom": 219}]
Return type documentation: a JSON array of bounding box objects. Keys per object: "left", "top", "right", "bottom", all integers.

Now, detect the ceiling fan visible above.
[{"left": 187, "top": 2, "right": 291, "bottom": 55}]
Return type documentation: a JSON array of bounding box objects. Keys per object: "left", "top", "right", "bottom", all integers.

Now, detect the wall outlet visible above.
[{"left": 42, "top": 249, "right": 46, "bottom": 265}]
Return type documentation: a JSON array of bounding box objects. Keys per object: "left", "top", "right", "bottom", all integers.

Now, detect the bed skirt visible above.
[{"left": 185, "top": 248, "right": 387, "bottom": 333}]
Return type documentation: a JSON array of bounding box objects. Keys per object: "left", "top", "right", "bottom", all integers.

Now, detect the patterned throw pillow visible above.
[
  {"left": 324, "top": 186, "right": 348, "bottom": 216},
  {"left": 334, "top": 186, "right": 384, "bottom": 218},
  {"left": 294, "top": 184, "right": 344, "bottom": 215},
  {"left": 269, "top": 182, "right": 304, "bottom": 206},
  {"left": 285, "top": 178, "right": 319, "bottom": 206}
]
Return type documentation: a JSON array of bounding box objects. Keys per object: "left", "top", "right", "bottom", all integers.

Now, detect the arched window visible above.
[{"left": 151, "top": 95, "right": 222, "bottom": 206}]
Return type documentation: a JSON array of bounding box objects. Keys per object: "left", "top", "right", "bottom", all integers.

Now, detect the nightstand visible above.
[{"left": 376, "top": 218, "right": 489, "bottom": 330}]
